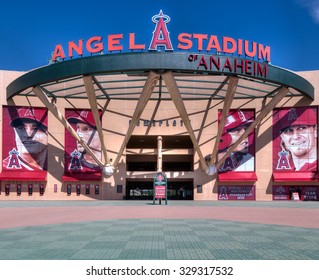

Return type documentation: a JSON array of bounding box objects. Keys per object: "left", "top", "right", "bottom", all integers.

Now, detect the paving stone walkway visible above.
[{"left": 0, "top": 200, "right": 318, "bottom": 260}]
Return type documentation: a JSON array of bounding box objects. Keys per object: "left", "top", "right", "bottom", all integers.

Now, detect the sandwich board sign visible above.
[{"left": 153, "top": 172, "right": 167, "bottom": 205}]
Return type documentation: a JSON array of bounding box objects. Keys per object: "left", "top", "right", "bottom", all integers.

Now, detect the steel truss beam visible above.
[
  {"left": 212, "top": 86, "right": 289, "bottom": 173},
  {"left": 32, "top": 86, "right": 105, "bottom": 168},
  {"left": 112, "top": 71, "right": 160, "bottom": 168},
  {"left": 162, "top": 71, "right": 207, "bottom": 171},
  {"left": 83, "top": 75, "right": 110, "bottom": 164},
  {"left": 209, "top": 76, "right": 238, "bottom": 166}
]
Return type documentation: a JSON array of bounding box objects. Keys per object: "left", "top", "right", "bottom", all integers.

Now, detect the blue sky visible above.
[{"left": 0, "top": 0, "right": 318, "bottom": 71}]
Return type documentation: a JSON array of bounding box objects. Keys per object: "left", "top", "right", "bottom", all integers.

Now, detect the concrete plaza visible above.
[{"left": 0, "top": 200, "right": 318, "bottom": 260}]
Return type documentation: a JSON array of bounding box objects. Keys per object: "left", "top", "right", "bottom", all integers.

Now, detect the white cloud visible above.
[
  {"left": 312, "top": 5, "right": 319, "bottom": 23},
  {"left": 297, "top": 0, "right": 319, "bottom": 23}
]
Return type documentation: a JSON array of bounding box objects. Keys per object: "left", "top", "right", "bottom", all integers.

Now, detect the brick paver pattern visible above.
[{"left": 0, "top": 201, "right": 318, "bottom": 260}]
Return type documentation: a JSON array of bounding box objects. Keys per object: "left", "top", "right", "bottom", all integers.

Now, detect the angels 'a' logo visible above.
[
  {"left": 219, "top": 155, "right": 237, "bottom": 172},
  {"left": 23, "top": 108, "right": 35, "bottom": 118},
  {"left": 80, "top": 110, "right": 89, "bottom": 118},
  {"left": 7, "top": 148, "right": 21, "bottom": 169},
  {"left": 287, "top": 108, "right": 298, "bottom": 121},
  {"left": 276, "top": 186, "right": 286, "bottom": 194},
  {"left": 276, "top": 150, "right": 291, "bottom": 170},
  {"left": 69, "top": 150, "right": 83, "bottom": 171},
  {"left": 149, "top": 10, "right": 173, "bottom": 51},
  {"left": 219, "top": 186, "right": 228, "bottom": 200}
]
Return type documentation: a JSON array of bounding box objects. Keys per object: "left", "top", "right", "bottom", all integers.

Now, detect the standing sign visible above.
[
  {"left": 153, "top": 173, "right": 167, "bottom": 205},
  {"left": 291, "top": 192, "right": 300, "bottom": 201}
]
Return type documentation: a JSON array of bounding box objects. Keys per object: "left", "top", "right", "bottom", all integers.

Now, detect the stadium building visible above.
[{"left": 0, "top": 10, "right": 318, "bottom": 201}]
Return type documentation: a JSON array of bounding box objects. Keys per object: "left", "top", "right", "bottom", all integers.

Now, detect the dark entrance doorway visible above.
[
  {"left": 126, "top": 181, "right": 153, "bottom": 200},
  {"left": 167, "top": 181, "right": 194, "bottom": 200},
  {"left": 126, "top": 180, "right": 193, "bottom": 200}
]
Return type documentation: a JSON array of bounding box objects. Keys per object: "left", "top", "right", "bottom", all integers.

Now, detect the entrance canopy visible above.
[{"left": 6, "top": 52, "right": 314, "bottom": 175}]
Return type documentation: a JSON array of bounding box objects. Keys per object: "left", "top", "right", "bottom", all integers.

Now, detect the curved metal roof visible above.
[{"left": 7, "top": 52, "right": 314, "bottom": 101}]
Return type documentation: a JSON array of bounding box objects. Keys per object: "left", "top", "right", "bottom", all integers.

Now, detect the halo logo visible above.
[
  {"left": 149, "top": 10, "right": 173, "bottom": 51},
  {"left": 50, "top": 9, "right": 270, "bottom": 64}
]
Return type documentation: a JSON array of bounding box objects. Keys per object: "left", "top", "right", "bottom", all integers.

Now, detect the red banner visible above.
[
  {"left": 64, "top": 109, "right": 102, "bottom": 176},
  {"left": 218, "top": 109, "right": 255, "bottom": 173},
  {"left": 2, "top": 106, "right": 48, "bottom": 172},
  {"left": 273, "top": 107, "right": 318, "bottom": 172}
]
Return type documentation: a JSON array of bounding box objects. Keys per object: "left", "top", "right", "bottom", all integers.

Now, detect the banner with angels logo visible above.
[
  {"left": 64, "top": 109, "right": 102, "bottom": 176},
  {"left": 2, "top": 106, "right": 48, "bottom": 172},
  {"left": 217, "top": 109, "right": 255, "bottom": 173},
  {"left": 273, "top": 107, "right": 317, "bottom": 171}
]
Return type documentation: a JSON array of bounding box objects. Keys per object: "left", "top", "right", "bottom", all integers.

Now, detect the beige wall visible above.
[{"left": 1, "top": 69, "right": 318, "bottom": 201}]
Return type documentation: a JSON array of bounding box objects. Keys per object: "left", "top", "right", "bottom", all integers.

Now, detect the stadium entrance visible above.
[{"left": 126, "top": 180, "right": 194, "bottom": 200}]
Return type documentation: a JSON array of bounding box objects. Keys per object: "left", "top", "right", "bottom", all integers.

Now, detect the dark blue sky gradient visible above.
[{"left": 0, "top": 0, "right": 318, "bottom": 71}]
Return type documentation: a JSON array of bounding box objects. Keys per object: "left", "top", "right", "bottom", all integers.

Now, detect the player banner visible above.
[
  {"left": 2, "top": 106, "right": 48, "bottom": 171},
  {"left": 273, "top": 106, "right": 318, "bottom": 172},
  {"left": 64, "top": 109, "right": 102, "bottom": 175},
  {"left": 218, "top": 109, "right": 255, "bottom": 172}
]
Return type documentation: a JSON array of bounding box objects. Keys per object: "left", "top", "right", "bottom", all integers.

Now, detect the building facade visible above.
[
  {"left": 0, "top": 51, "right": 318, "bottom": 201},
  {"left": 1, "top": 8, "right": 318, "bottom": 201}
]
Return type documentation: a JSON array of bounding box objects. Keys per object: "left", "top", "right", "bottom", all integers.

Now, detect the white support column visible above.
[{"left": 157, "top": 136, "right": 163, "bottom": 172}]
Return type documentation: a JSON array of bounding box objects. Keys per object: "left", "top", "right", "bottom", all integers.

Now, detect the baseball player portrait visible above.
[
  {"left": 3, "top": 106, "right": 48, "bottom": 171},
  {"left": 218, "top": 109, "right": 255, "bottom": 172},
  {"left": 65, "top": 109, "right": 102, "bottom": 173},
  {"left": 273, "top": 107, "right": 317, "bottom": 171}
]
